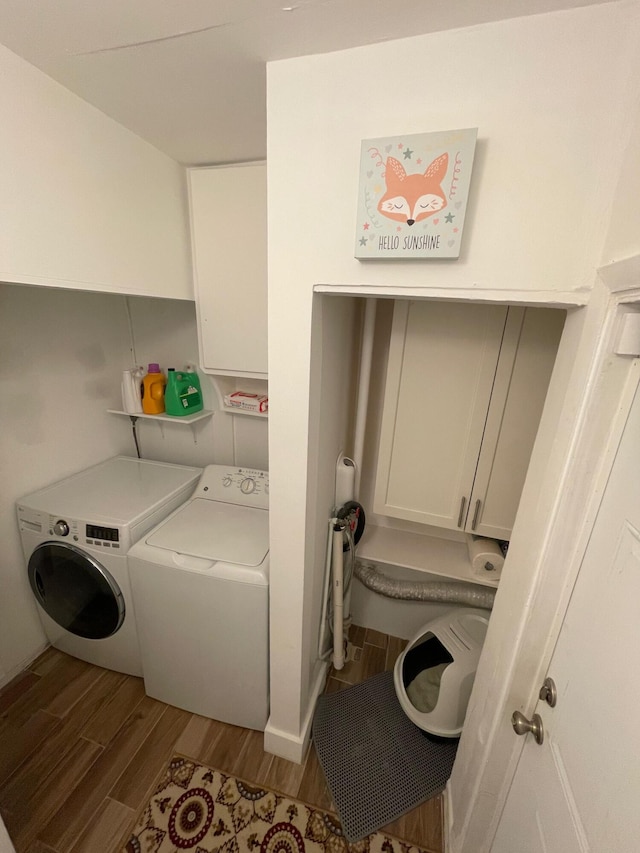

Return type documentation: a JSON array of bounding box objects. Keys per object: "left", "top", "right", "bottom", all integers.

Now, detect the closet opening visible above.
[{"left": 309, "top": 291, "right": 567, "bottom": 711}]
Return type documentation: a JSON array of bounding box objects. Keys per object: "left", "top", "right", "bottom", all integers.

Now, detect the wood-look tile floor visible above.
[{"left": 0, "top": 627, "right": 443, "bottom": 853}]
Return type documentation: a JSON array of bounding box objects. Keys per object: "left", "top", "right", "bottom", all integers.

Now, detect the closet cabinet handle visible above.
[
  {"left": 457, "top": 497, "right": 467, "bottom": 528},
  {"left": 471, "top": 499, "right": 482, "bottom": 531}
]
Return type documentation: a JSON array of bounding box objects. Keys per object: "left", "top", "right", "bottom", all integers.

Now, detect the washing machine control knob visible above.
[
  {"left": 222, "top": 476, "right": 232, "bottom": 487},
  {"left": 54, "top": 520, "right": 69, "bottom": 537},
  {"left": 240, "top": 477, "right": 256, "bottom": 494}
]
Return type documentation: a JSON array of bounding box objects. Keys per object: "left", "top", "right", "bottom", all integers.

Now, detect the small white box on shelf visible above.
[{"left": 223, "top": 391, "right": 269, "bottom": 413}]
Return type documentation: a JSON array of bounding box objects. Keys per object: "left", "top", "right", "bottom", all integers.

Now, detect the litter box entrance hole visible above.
[{"left": 402, "top": 632, "right": 453, "bottom": 714}]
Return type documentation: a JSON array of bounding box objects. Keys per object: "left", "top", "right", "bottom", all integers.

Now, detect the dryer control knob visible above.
[
  {"left": 240, "top": 477, "right": 256, "bottom": 494},
  {"left": 54, "top": 520, "right": 70, "bottom": 537}
]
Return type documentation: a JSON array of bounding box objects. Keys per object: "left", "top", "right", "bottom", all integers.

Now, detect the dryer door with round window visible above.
[{"left": 28, "top": 542, "right": 125, "bottom": 639}]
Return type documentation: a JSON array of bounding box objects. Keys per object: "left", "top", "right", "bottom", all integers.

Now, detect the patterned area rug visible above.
[{"left": 124, "top": 755, "right": 432, "bottom": 853}]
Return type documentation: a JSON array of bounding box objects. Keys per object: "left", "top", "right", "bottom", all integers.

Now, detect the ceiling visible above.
[{"left": 0, "top": 0, "right": 613, "bottom": 166}]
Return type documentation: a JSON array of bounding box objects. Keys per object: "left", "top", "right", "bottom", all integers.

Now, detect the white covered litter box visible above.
[{"left": 393, "top": 607, "right": 490, "bottom": 738}]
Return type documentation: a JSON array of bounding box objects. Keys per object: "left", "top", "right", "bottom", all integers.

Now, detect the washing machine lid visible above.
[
  {"left": 17, "top": 457, "right": 201, "bottom": 525},
  {"left": 145, "top": 499, "right": 269, "bottom": 566}
]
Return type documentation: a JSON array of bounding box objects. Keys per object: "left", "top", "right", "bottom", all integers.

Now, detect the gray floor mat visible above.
[{"left": 312, "top": 670, "right": 458, "bottom": 843}]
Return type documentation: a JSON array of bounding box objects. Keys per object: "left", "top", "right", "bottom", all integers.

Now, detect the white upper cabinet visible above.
[
  {"left": 188, "top": 162, "right": 267, "bottom": 379},
  {"left": 468, "top": 306, "right": 566, "bottom": 539},
  {"left": 374, "top": 301, "right": 508, "bottom": 531},
  {"left": 374, "top": 300, "right": 564, "bottom": 540}
]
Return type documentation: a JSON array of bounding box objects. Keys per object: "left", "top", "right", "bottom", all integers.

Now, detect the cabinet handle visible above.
[
  {"left": 471, "top": 499, "right": 482, "bottom": 531},
  {"left": 457, "top": 497, "right": 467, "bottom": 528}
]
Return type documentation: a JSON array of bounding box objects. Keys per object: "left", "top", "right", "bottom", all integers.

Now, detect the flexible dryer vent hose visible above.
[{"left": 354, "top": 562, "right": 496, "bottom": 611}]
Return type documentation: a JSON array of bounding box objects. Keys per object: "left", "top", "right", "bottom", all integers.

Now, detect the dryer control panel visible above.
[
  {"left": 16, "top": 506, "right": 126, "bottom": 550},
  {"left": 191, "top": 465, "right": 269, "bottom": 509}
]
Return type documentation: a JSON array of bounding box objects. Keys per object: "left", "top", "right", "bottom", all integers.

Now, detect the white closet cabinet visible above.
[
  {"left": 374, "top": 301, "right": 564, "bottom": 540},
  {"left": 188, "top": 162, "right": 267, "bottom": 379},
  {"left": 467, "top": 305, "right": 565, "bottom": 538}
]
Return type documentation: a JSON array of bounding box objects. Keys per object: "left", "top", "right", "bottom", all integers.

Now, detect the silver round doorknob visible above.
[{"left": 511, "top": 710, "right": 544, "bottom": 745}]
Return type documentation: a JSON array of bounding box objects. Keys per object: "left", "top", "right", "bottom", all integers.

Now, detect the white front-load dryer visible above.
[
  {"left": 128, "top": 465, "right": 269, "bottom": 730},
  {"left": 17, "top": 456, "right": 201, "bottom": 676}
]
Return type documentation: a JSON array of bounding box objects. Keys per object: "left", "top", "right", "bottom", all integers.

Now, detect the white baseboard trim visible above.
[
  {"left": 0, "top": 642, "right": 49, "bottom": 690},
  {"left": 263, "top": 722, "right": 307, "bottom": 764},
  {"left": 264, "top": 659, "right": 329, "bottom": 764}
]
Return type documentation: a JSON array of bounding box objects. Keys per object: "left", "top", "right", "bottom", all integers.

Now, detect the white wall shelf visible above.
[
  {"left": 357, "top": 523, "right": 500, "bottom": 589},
  {"left": 108, "top": 409, "right": 213, "bottom": 424},
  {"left": 209, "top": 376, "right": 268, "bottom": 418},
  {"left": 107, "top": 409, "right": 213, "bottom": 444},
  {"left": 223, "top": 406, "right": 268, "bottom": 418}
]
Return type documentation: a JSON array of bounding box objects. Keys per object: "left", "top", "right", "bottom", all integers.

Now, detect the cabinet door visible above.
[
  {"left": 189, "top": 162, "right": 267, "bottom": 378},
  {"left": 373, "top": 300, "right": 508, "bottom": 531},
  {"left": 468, "top": 306, "right": 565, "bottom": 539}
]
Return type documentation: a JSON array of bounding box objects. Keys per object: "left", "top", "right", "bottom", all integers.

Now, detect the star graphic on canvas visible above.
[
  {"left": 445, "top": 212, "right": 455, "bottom": 223},
  {"left": 363, "top": 222, "right": 370, "bottom": 230},
  {"left": 359, "top": 236, "right": 367, "bottom": 246},
  {"left": 403, "top": 147, "right": 413, "bottom": 160}
]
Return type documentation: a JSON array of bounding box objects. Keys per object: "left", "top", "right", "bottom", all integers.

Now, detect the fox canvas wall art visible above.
[{"left": 355, "top": 129, "right": 477, "bottom": 259}]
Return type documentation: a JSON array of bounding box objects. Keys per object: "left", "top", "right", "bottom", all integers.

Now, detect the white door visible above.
[
  {"left": 0, "top": 814, "right": 16, "bottom": 853},
  {"left": 492, "top": 378, "right": 640, "bottom": 853}
]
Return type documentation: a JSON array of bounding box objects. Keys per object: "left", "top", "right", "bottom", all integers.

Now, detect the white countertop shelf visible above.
[
  {"left": 357, "top": 524, "right": 499, "bottom": 588},
  {"left": 108, "top": 409, "right": 214, "bottom": 424}
]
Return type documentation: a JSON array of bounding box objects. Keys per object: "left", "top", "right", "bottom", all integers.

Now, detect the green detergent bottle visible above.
[{"left": 165, "top": 366, "right": 204, "bottom": 416}]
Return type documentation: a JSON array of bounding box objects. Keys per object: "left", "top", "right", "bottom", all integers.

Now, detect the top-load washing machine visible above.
[
  {"left": 128, "top": 464, "right": 269, "bottom": 730},
  {"left": 17, "top": 456, "right": 202, "bottom": 676}
]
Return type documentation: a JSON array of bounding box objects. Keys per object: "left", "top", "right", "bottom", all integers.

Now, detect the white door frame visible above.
[{"left": 448, "top": 255, "right": 640, "bottom": 853}]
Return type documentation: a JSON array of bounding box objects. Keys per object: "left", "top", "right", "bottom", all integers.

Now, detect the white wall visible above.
[
  {"left": 0, "top": 284, "right": 131, "bottom": 680},
  {"left": 0, "top": 43, "right": 192, "bottom": 300},
  {"left": 602, "top": 77, "right": 640, "bottom": 265},
  {"left": 266, "top": 2, "right": 640, "bottom": 757},
  {"left": 268, "top": 4, "right": 637, "bottom": 298},
  {"left": 265, "top": 293, "right": 357, "bottom": 758},
  {"left": 0, "top": 284, "right": 268, "bottom": 685}
]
